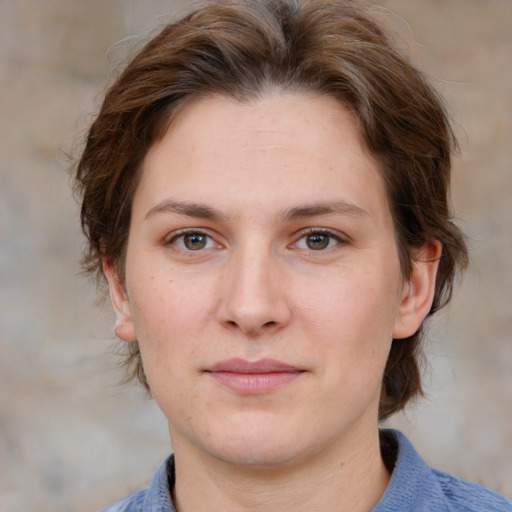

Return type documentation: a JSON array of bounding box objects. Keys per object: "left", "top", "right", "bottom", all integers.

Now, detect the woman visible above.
[{"left": 74, "top": 0, "right": 511, "bottom": 510}]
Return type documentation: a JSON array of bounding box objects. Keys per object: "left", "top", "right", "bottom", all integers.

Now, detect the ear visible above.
[
  {"left": 103, "top": 259, "right": 137, "bottom": 342},
  {"left": 392, "top": 241, "right": 442, "bottom": 339}
]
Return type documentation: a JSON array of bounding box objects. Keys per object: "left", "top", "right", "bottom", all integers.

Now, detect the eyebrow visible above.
[
  {"left": 279, "top": 200, "right": 369, "bottom": 222},
  {"left": 145, "top": 199, "right": 369, "bottom": 222},
  {"left": 145, "top": 200, "right": 227, "bottom": 222}
]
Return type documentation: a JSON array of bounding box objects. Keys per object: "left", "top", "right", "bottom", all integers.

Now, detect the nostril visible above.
[{"left": 263, "top": 321, "right": 276, "bottom": 328}]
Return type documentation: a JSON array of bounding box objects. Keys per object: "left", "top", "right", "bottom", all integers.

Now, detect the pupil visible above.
[
  {"left": 184, "top": 233, "right": 206, "bottom": 250},
  {"left": 307, "top": 234, "right": 329, "bottom": 250}
]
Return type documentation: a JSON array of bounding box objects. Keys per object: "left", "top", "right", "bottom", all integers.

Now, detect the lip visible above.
[{"left": 205, "top": 358, "right": 305, "bottom": 394}]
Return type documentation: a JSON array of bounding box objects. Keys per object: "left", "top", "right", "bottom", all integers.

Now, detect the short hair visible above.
[{"left": 74, "top": 0, "right": 468, "bottom": 420}]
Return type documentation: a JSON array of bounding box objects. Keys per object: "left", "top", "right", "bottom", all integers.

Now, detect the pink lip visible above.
[{"left": 205, "top": 358, "right": 305, "bottom": 394}]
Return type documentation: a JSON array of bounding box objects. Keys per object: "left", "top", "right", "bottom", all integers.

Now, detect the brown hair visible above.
[{"left": 74, "top": 0, "right": 468, "bottom": 420}]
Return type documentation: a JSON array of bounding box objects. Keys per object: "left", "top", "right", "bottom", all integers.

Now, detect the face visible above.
[{"left": 106, "top": 92, "right": 438, "bottom": 468}]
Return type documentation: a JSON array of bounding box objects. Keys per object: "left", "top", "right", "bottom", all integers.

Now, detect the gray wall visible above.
[{"left": 1, "top": 1, "right": 511, "bottom": 510}]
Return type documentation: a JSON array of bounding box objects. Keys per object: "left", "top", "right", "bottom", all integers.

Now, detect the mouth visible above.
[{"left": 204, "top": 358, "right": 305, "bottom": 394}]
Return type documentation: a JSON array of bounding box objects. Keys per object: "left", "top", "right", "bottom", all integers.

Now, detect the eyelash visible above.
[
  {"left": 292, "top": 228, "right": 346, "bottom": 251},
  {"left": 166, "top": 229, "right": 220, "bottom": 251},
  {"left": 165, "top": 228, "right": 346, "bottom": 252}
]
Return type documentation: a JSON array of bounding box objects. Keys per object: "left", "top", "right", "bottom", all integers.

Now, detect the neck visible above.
[{"left": 171, "top": 425, "right": 390, "bottom": 512}]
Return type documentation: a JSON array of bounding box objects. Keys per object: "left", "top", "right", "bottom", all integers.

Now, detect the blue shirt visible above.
[{"left": 100, "top": 429, "right": 512, "bottom": 511}]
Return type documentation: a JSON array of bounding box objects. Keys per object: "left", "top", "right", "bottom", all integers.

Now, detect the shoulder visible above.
[
  {"left": 430, "top": 468, "right": 512, "bottom": 512},
  {"left": 98, "top": 455, "right": 176, "bottom": 512},
  {"left": 98, "top": 488, "right": 146, "bottom": 512},
  {"left": 375, "top": 429, "right": 512, "bottom": 512}
]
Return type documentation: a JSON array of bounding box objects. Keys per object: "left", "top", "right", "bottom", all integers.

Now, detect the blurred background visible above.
[{"left": 0, "top": 1, "right": 510, "bottom": 510}]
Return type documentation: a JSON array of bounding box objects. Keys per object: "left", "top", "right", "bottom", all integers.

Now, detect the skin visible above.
[{"left": 105, "top": 92, "right": 440, "bottom": 512}]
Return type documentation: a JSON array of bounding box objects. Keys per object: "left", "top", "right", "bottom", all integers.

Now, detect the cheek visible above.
[
  {"left": 296, "top": 268, "right": 401, "bottom": 370},
  {"left": 128, "top": 262, "right": 210, "bottom": 329},
  {"left": 306, "top": 273, "right": 399, "bottom": 331},
  {"left": 126, "top": 265, "right": 218, "bottom": 376}
]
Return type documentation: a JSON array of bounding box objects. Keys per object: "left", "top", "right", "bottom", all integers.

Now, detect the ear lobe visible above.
[
  {"left": 103, "top": 260, "right": 137, "bottom": 342},
  {"left": 392, "top": 241, "right": 442, "bottom": 340}
]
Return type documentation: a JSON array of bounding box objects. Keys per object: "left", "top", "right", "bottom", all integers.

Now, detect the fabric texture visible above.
[{"left": 99, "top": 429, "right": 512, "bottom": 512}]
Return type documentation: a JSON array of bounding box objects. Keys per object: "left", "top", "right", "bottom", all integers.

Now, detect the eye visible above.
[
  {"left": 293, "top": 230, "right": 343, "bottom": 251},
  {"left": 169, "top": 231, "right": 218, "bottom": 251}
]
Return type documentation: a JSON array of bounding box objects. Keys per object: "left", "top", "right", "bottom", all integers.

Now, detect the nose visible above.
[{"left": 216, "top": 245, "right": 292, "bottom": 337}]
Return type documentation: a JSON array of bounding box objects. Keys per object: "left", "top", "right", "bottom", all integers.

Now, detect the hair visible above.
[{"left": 74, "top": 0, "right": 468, "bottom": 420}]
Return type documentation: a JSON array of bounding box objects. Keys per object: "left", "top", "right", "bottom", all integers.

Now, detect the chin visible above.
[
  {"left": 200, "top": 418, "right": 317, "bottom": 469},
  {"left": 213, "top": 440, "right": 304, "bottom": 469}
]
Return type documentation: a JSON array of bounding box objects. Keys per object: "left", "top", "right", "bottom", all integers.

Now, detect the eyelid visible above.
[
  {"left": 289, "top": 227, "right": 349, "bottom": 250},
  {"left": 165, "top": 228, "right": 223, "bottom": 250},
  {"left": 296, "top": 227, "right": 347, "bottom": 241},
  {"left": 166, "top": 227, "right": 206, "bottom": 242},
  {"left": 163, "top": 227, "right": 348, "bottom": 250}
]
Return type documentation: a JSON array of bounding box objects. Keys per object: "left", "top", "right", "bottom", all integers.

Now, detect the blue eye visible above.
[
  {"left": 296, "top": 231, "right": 342, "bottom": 251},
  {"left": 171, "top": 231, "right": 216, "bottom": 251}
]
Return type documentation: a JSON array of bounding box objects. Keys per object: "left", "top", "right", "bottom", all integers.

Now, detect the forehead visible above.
[
  {"left": 137, "top": 92, "right": 389, "bottom": 221},
  {"left": 154, "top": 92, "right": 364, "bottom": 153}
]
